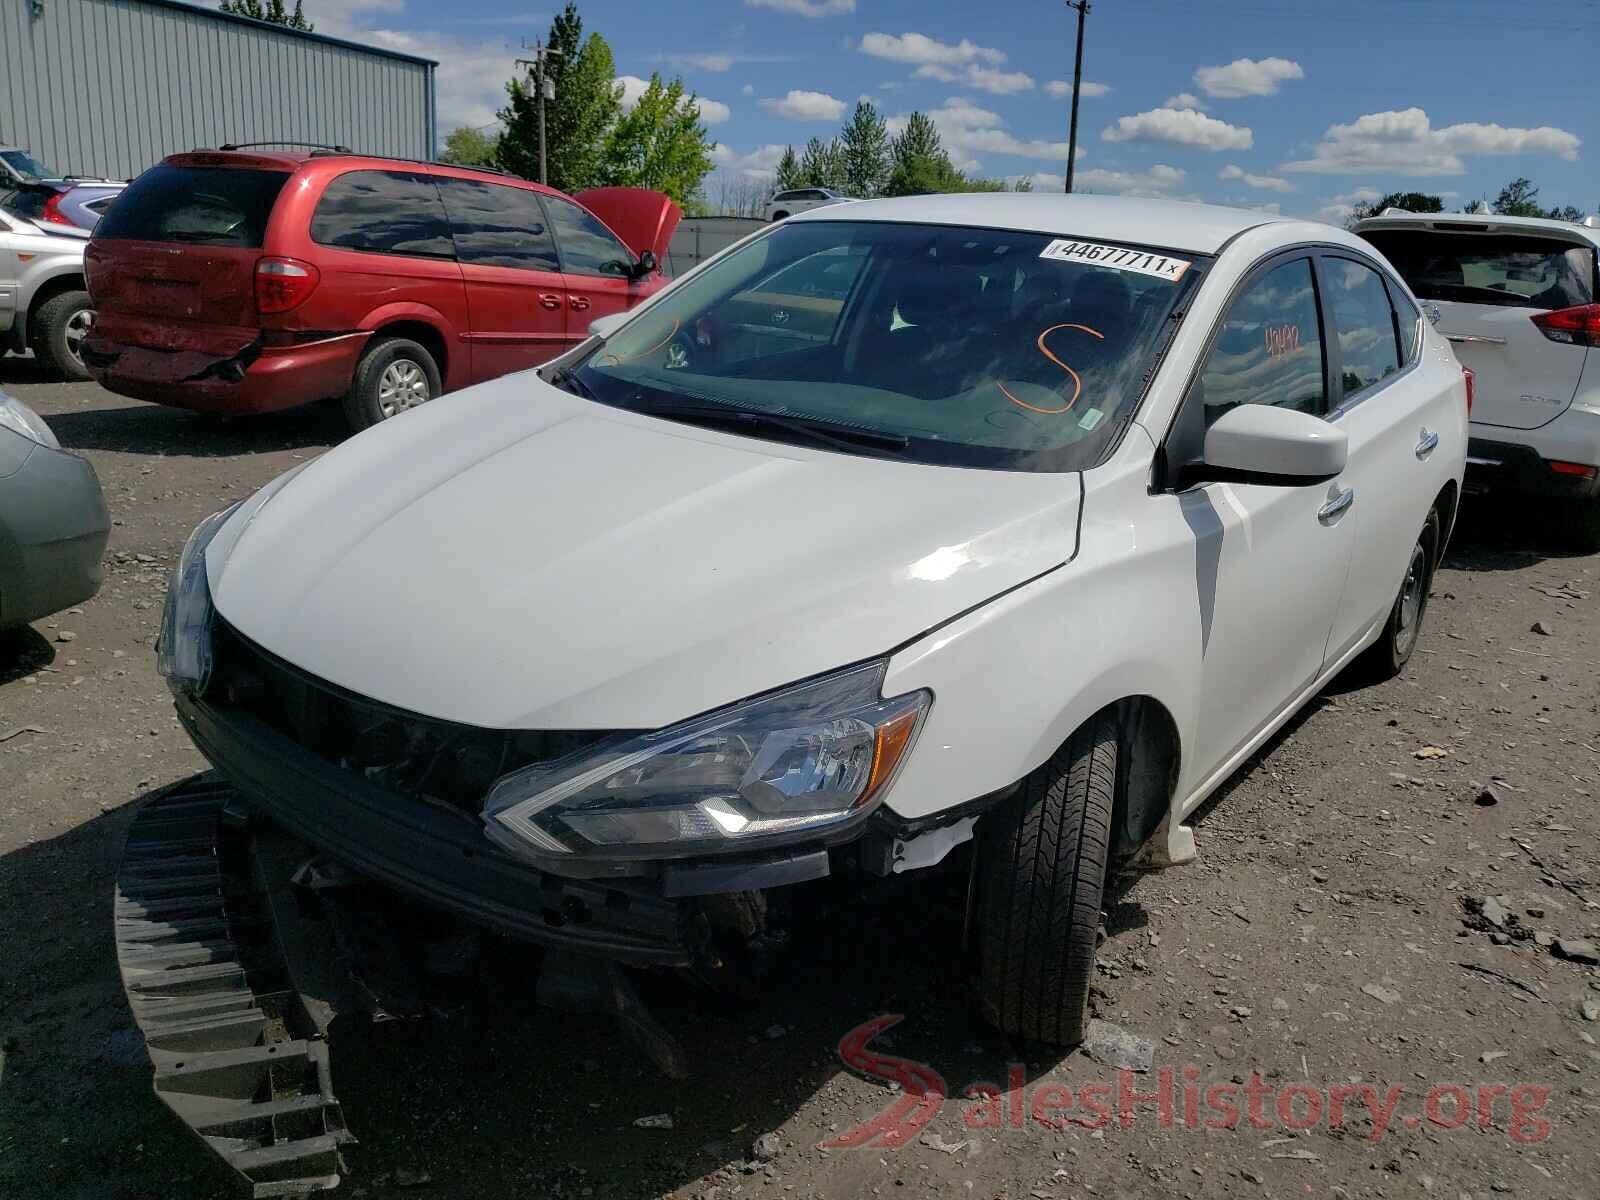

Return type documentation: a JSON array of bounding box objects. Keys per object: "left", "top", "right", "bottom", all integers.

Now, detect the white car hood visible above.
[{"left": 209, "top": 377, "right": 1080, "bottom": 729}]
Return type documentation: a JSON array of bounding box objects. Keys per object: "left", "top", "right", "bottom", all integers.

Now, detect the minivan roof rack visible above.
[{"left": 217, "top": 141, "right": 352, "bottom": 153}]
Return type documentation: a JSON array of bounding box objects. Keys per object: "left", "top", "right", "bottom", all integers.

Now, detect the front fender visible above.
[{"left": 879, "top": 455, "right": 1204, "bottom": 827}]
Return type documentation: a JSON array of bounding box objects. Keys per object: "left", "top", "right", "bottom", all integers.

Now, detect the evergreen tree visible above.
[
  {"left": 838, "top": 100, "right": 889, "bottom": 198},
  {"left": 220, "top": 0, "right": 313, "bottom": 30},
  {"left": 497, "top": 5, "right": 619, "bottom": 191},
  {"left": 773, "top": 145, "right": 803, "bottom": 191}
]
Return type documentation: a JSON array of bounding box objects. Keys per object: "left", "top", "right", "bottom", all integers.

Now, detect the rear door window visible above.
[
  {"left": 1360, "top": 228, "right": 1596, "bottom": 310},
  {"left": 310, "top": 170, "right": 454, "bottom": 258},
  {"left": 434, "top": 177, "right": 560, "bottom": 271},
  {"left": 1198, "top": 257, "right": 1327, "bottom": 423},
  {"left": 94, "top": 164, "right": 288, "bottom": 247},
  {"left": 1321, "top": 257, "right": 1401, "bottom": 401}
]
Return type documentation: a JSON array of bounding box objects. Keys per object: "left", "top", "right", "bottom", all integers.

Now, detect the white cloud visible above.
[
  {"left": 1219, "top": 163, "right": 1293, "bottom": 192},
  {"left": 741, "top": 83, "right": 755, "bottom": 96},
  {"left": 364, "top": 27, "right": 520, "bottom": 129},
  {"left": 710, "top": 143, "right": 790, "bottom": 179},
  {"left": 916, "top": 63, "right": 1034, "bottom": 94},
  {"left": 1008, "top": 171, "right": 1065, "bottom": 190},
  {"left": 1162, "top": 92, "right": 1205, "bottom": 111},
  {"left": 1101, "top": 107, "right": 1252, "bottom": 151},
  {"left": 760, "top": 89, "right": 848, "bottom": 121},
  {"left": 616, "top": 74, "right": 651, "bottom": 111},
  {"left": 1044, "top": 80, "right": 1110, "bottom": 99},
  {"left": 883, "top": 98, "right": 1070, "bottom": 173},
  {"left": 696, "top": 98, "right": 732, "bottom": 124},
  {"left": 1282, "top": 107, "right": 1581, "bottom": 176},
  {"left": 1074, "top": 163, "right": 1186, "bottom": 197},
  {"left": 1193, "top": 57, "right": 1304, "bottom": 99},
  {"left": 858, "top": 32, "right": 1006, "bottom": 67},
  {"left": 658, "top": 51, "right": 797, "bottom": 72},
  {"left": 745, "top": 0, "right": 855, "bottom": 15},
  {"left": 1314, "top": 186, "right": 1381, "bottom": 224}
]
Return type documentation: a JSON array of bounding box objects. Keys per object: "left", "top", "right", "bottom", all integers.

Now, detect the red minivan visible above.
[{"left": 82, "top": 149, "right": 680, "bottom": 429}]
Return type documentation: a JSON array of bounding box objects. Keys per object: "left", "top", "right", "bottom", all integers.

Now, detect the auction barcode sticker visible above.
[{"left": 1038, "top": 239, "right": 1191, "bottom": 281}]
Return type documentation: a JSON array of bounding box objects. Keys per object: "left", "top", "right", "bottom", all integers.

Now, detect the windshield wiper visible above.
[
  {"left": 631, "top": 398, "right": 911, "bottom": 457},
  {"left": 548, "top": 365, "right": 599, "bottom": 401}
]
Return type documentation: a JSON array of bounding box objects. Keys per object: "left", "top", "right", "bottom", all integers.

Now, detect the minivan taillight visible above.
[
  {"left": 1531, "top": 302, "right": 1600, "bottom": 348},
  {"left": 40, "top": 193, "right": 73, "bottom": 225},
  {"left": 255, "top": 256, "right": 320, "bottom": 315},
  {"left": 1461, "top": 365, "right": 1474, "bottom": 417}
]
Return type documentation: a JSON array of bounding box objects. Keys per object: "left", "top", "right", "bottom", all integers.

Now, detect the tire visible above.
[
  {"left": 31, "top": 289, "right": 94, "bottom": 382},
  {"left": 1354, "top": 508, "right": 1440, "bottom": 682},
  {"left": 1558, "top": 497, "right": 1600, "bottom": 554},
  {"left": 342, "top": 336, "right": 441, "bottom": 431},
  {"left": 770, "top": 211, "right": 789, "bottom": 222},
  {"left": 973, "top": 709, "right": 1117, "bottom": 1046}
]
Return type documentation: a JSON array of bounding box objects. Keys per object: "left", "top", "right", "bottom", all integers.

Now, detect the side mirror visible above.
[
  {"left": 587, "top": 311, "right": 629, "bottom": 340},
  {"left": 1202, "top": 404, "right": 1347, "bottom": 484},
  {"left": 630, "top": 250, "right": 658, "bottom": 280}
]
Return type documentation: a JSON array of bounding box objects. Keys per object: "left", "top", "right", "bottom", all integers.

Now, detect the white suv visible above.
[
  {"left": 765, "top": 186, "right": 852, "bottom": 222},
  {"left": 1356, "top": 212, "right": 1600, "bottom": 548}
]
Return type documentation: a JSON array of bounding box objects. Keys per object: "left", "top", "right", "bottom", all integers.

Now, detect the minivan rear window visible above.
[
  {"left": 1361, "top": 228, "right": 1596, "bottom": 311},
  {"left": 95, "top": 163, "right": 289, "bottom": 248}
]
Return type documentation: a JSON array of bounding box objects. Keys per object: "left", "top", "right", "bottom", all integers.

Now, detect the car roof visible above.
[
  {"left": 790, "top": 192, "right": 1289, "bottom": 255},
  {"left": 162, "top": 149, "right": 561, "bottom": 195},
  {"left": 1354, "top": 211, "right": 1600, "bottom": 247}
]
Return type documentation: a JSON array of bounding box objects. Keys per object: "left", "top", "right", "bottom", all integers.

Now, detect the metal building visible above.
[{"left": 1, "top": 0, "right": 436, "bottom": 181}]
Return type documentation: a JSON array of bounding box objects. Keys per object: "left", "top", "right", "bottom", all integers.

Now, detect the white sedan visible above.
[{"left": 157, "top": 194, "right": 1468, "bottom": 1046}]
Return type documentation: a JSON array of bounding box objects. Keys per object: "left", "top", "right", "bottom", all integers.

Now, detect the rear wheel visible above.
[
  {"left": 973, "top": 709, "right": 1116, "bottom": 1046},
  {"left": 343, "top": 336, "right": 441, "bottom": 431},
  {"left": 770, "top": 211, "right": 789, "bottom": 222},
  {"left": 1355, "top": 509, "right": 1440, "bottom": 681},
  {"left": 32, "top": 290, "right": 94, "bottom": 382}
]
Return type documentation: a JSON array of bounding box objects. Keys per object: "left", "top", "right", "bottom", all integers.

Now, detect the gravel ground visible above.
[{"left": 2, "top": 361, "right": 1597, "bottom": 1200}]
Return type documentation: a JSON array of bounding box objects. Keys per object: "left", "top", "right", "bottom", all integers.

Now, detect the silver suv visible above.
[{"left": 0, "top": 205, "right": 94, "bottom": 380}]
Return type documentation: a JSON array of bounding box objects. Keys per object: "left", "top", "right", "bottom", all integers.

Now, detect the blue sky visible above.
[{"left": 307, "top": 0, "right": 1597, "bottom": 220}]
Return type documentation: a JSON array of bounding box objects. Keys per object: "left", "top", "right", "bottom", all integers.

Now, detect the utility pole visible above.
[
  {"left": 1064, "top": 0, "right": 1089, "bottom": 193},
  {"left": 515, "top": 40, "right": 562, "bottom": 185}
]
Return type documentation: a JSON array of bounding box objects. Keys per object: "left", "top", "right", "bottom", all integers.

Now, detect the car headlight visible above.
[
  {"left": 0, "top": 390, "right": 60, "bottom": 449},
  {"left": 156, "top": 504, "right": 239, "bottom": 696},
  {"left": 484, "top": 662, "right": 931, "bottom": 862}
]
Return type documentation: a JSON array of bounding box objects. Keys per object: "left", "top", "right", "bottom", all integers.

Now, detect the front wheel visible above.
[
  {"left": 972, "top": 709, "right": 1116, "bottom": 1046},
  {"left": 32, "top": 290, "right": 94, "bottom": 381},
  {"left": 343, "top": 336, "right": 441, "bottom": 431},
  {"left": 1355, "top": 508, "right": 1440, "bottom": 681}
]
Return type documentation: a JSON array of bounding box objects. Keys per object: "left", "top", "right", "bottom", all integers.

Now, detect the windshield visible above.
[
  {"left": 570, "top": 220, "right": 1200, "bottom": 471},
  {"left": 1, "top": 149, "right": 54, "bottom": 180}
]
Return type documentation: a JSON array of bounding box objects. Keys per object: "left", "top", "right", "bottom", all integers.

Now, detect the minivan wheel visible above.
[
  {"left": 32, "top": 290, "right": 94, "bottom": 382},
  {"left": 1355, "top": 508, "right": 1440, "bottom": 682},
  {"left": 972, "top": 709, "right": 1116, "bottom": 1046},
  {"left": 344, "top": 337, "right": 441, "bottom": 431}
]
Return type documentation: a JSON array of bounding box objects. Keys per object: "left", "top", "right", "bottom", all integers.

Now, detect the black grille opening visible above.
[{"left": 209, "top": 620, "right": 614, "bottom": 817}]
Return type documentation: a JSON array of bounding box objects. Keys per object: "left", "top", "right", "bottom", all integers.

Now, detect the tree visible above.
[
  {"left": 1345, "top": 191, "right": 1443, "bottom": 228},
  {"left": 439, "top": 126, "right": 499, "bottom": 168},
  {"left": 497, "top": 5, "right": 620, "bottom": 191},
  {"left": 220, "top": 0, "right": 313, "bottom": 30},
  {"left": 598, "top": 73, "right": 715, "bottom": 204},
  {"left": 796, "top": 137, "right": 847, "bottom": 190},
  {"left": 773, "top": 145, "right": 803, "bottom": 191},
  {"left": 882, "top": 150, "right": 967, "bottom": 197},
  {"left": 1546, "top": 203, "right": 1584, "bottom": 223},
  {"left": 891, "top": 112, "right": 944, "bottom": 166},
  {"left": 1493, "top": 177, "right": 1543, "bottom": 218},
  {"left": 838, "top": 101, "right": 889, "bottom": 198}
]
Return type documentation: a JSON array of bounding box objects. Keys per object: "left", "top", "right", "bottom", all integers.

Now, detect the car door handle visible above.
[
  {"left": 1442, "top": 332, "right": 1506, "bottom": 346},
  {"left": 1415, "top": 428, "right": 1440, "bottom": 460},
  {"left": 569, "top": 295, "right": 590, "bottom": 311},
  {"left": 537, "top": 293, "right": 562, "bottom": 310},
  {"left": 1317, "top": 486, "right": 1355, "bottom": 525}
]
